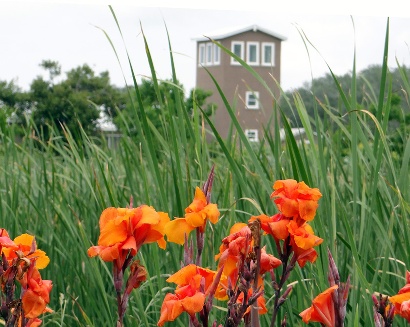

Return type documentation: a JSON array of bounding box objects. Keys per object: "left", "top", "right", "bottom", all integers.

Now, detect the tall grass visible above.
[{"left": 1, "top": 10, "right": 409, "bottom": 326}]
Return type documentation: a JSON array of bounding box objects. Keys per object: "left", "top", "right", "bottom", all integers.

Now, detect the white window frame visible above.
[
  {"left": 213, "top": 43, "right": 220, "bottom": 65},
  {"left": 262, "top": 42, "right": 275, "bottom": 66},
  {"left": 206, "top": 43, "right": 213, "bottom": 66},
  {"left": 199, "top": 43, "right": 206, "bottom": 66},
  {"left": 231, "top": 41, "right": 244, "bottom": 65},
  {"left": 245, "top": 91, "right": 260, "bottom": 110},
  {"left": 245, "top": 129, "right": 259, "bottom": 142},
  {"left": 246, "top": 42, "right": 259, "bottom": 66}
]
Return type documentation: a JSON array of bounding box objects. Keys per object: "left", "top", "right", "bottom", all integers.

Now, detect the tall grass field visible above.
[{"left": 1, "top": 9, "right": 409, "bottom": 327}]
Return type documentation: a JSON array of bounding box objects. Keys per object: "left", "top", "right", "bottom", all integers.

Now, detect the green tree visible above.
[
  {"left": 115, "top": 78, "right": 214, "bottom": 139},
  {"left": 0, "top": 61, "right": 126, "bottom": 141},
  {"left": 0, "top": 80, "right": 31, "bottom": 134},
  {"left": 29, "top": 61, "right": 125, "bottom": 140},
  {"left": 281, "top": 64, "right": 410, "bottom": 126}
]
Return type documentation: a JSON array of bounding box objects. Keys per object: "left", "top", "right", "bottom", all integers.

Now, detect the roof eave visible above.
[{"left": 192, "top": 24, "right": 287, "bottom": 42}]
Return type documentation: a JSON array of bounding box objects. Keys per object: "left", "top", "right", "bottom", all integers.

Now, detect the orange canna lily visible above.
[
  {"left": 259, "top": 246, "right": 282, "bottom": 274},
  {"left": 87, "top": 205, "right": 170, "bottom": 263},
  {"left": 300, "top": 285, "right": 338, "bottom": 327},
  {"left": 287, "top": 221, "right": 322, "bottom": 267},
  {"left": 271, "top": 179, "right": 322, "bottom": 221},
  {"left": 215, "top": 224, "right": 252, "bottom": 285},
  {"left": 389, "top": 270, "right": 410, "bottom": 323},
  {"left": 21, "top": 265, "right": 53, "bottom": 319},
  {"left": 293, "top": 247, "right": 319, "bottom": 268},
  {"left": 166, "top": 264, "right": 216, "bottom": 294},
  {"left": 238, "top": 285, "right": 268, "bottom": 317},
  {"left": 288, "top": 221, "right": 323, "bottom": 251},
  {"left": 249, "top": 214, "right": 290, "bottom": 241},
  {"left": 0, "top": 228, "right": 17, "bottom": 250},
  {"left": 158, "top": 264, "right": 216, "bottom": 326},
  {"left": 2, "top": 234, "right": 49, "bottom": 269},
  {"left": 165, "top": 187, "right": 220, "bottom": 245}
]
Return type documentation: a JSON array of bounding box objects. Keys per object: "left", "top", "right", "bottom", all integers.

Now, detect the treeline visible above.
[
  {"left": 281, "top": 64, "right": 410, "bottom": 124},
  {"left": 281, "top": 64, "right": 410, "bottom": 154},
  {"left": 0, "top": 60, "right": 213, "bottom": 142}
]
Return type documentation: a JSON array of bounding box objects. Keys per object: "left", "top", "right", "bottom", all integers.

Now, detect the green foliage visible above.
[
  {"left": 0, "top": 61, "right": 125, "bottom": 142},
  {"left": 282, "top": 64, "right": 410, "bottom": 125},
  {"left": 114, "top": 78, "right": 214, "bottom": 142},
  {"left": 30, "top": 62, "right": 124, "bottom": 140},
  {"left": 0, "top": 12, "right": 409, "bottom": 327},
  {"left": 282, "top": 64, "right": 410, "bottom": 158}
]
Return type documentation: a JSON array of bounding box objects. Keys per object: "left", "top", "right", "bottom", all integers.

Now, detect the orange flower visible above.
[
  {"left": 158, "top": 264, "right": 216, "bottom": 326},
  {"left": 288, "top": 221, "right": 323, "bottom": 251},
  {"left": 165, "top": 187, "right": 220, "bottom": 245},
  {"left": 237, "top": 285, "right": 268, "bottom": 316},
  {"left": 249, "top": 214, "right": 290, "bottom": 241},
  {"left": 215, "top": 224, "right": 252, "bottom": 285},
  {"left": 259, "top": 246, "right": 282, "bottom": 274},
  {"left": 2, "top": 234, "right": 49, "bottom": 269},
  {"left": 293, "top": 248, "right": 319, "bottom": 268},
  {"left": 0, "top": 228, "right": 17, "bottom": 250},
  {"left": 288, "top": 221, "right": 322, "bottom": 267},
  {"left": 87, "top": 206, "right": 170, "bottom": 263},
  {"left": 389, "top": 270, "right": 410, "bottom": 323},
  {"left": 300, "top": 285, "right": 338, "bottom": 327},
  {"left": 166, "top": 264, "right": 216, "bottom": 294},
  {"left": 21, "top": 265, "right": 53, "bottom": 319},
  {"left": 271, "top": 180, "right": 322, "bottom": 221}
]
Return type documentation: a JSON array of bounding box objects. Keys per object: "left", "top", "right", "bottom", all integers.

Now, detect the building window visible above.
[
  {"left": 206, "top": 43, "right": 213, "bottom": 66},
  {"left": 247, "top": 42, "right": 259, "bottom": 65},
  {"left": 245, "top": 91, "right": 260, "bottom": 109},
  {"left": 199, "top": 42, "right": 220, "bottom": 66},
  {"left": 213, "top": 43, "right": 220, "bottom": 65},
  {"left": 262, "top": 42, "right": 275, "bottom": 66},
  {"left": 231, "top": 41, "right": 244, "bottom": 65},
  {"left": 245, "top": 129, "right": 259, "bottom": 142},
  {"left": 199, "top": 44, "right": 205, "bottom": 65}
]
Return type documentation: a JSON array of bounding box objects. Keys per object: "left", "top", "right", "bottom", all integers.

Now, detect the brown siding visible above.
[{"left": 196, "top": 29, "right": 282, "bottom": 141}]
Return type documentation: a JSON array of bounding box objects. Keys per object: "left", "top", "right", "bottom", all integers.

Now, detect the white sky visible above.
[{"left": 1, "top": 0, "right": 410, "bottom": 94}]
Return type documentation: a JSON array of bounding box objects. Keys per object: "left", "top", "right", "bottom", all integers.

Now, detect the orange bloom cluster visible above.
[
  {"left": 87, "top": 204, "right": 171, "bottom": 326},
  {"left": 389, "top": 270, "right": 410, "bottom": 322},
  {"left": 19, "top": 265, "right": 53, "bottom": 320},
  {"left": 158, "top": 264, "right": 217, "bottom": 326},
  {"left": 215, "top": 223, "right": 281, "bottom": 291},
  {"left": 1, "top": 229, "right": 53, "bottom": 326},
  {"left": 157, "top": 178, "right": 323, "bottom": 326},
  {"left": 87, "top": 205, "right": 170, "bottom": 266},
  {"left": 299, "top": 285, "right": 339, "bottom": 327},
  {"left": 165, "top": 187, "right": 220, "bottom": 245},
  {"left": 272, "top": 180, "right": 322, "bottom": 222},
  {"left": 251, "top": 179, "right": 323, "bottom": 267},
  {"left": 213, "top": 222, "right": 281, "bottom": 323},
  {"left": 2, "top": 234, "right": 50, "bottom": 270}
]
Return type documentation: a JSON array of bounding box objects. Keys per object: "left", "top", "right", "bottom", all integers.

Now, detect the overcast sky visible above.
[{"left": 1, "top": 0, "right": 410, "bottom": 94}]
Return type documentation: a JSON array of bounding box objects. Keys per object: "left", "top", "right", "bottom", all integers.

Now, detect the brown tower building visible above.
[{"left": 194, "top": 25, "right": 286, "bottom": 142}]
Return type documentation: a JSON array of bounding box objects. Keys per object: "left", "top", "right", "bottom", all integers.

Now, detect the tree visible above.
[
  {"left": 281, "top": 64, "right": 410, "bottom": 126},
  {"left": 0, "top": 61, "right": 126, "bottom": 141},
  {"left": 0, "top": 80, "right": 31, "bottom": 134},
  {"left": 115, "top": 78, "right": 214, "bottom": 139},
  {"left": 185, "top": 87, "right": 215, "bottom": 117},
  {"left": 29, "top": 61, "right": 125, "bottom": 140}
]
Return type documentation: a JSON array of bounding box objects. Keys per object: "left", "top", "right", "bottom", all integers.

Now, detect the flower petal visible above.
[{"left": 165, "top": 218, "right": 195, "bottom": 245}]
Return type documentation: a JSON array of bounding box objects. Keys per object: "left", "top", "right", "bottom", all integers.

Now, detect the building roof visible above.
[{"left": 192, "top": 24, "right": 287, "bottom": 42}]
